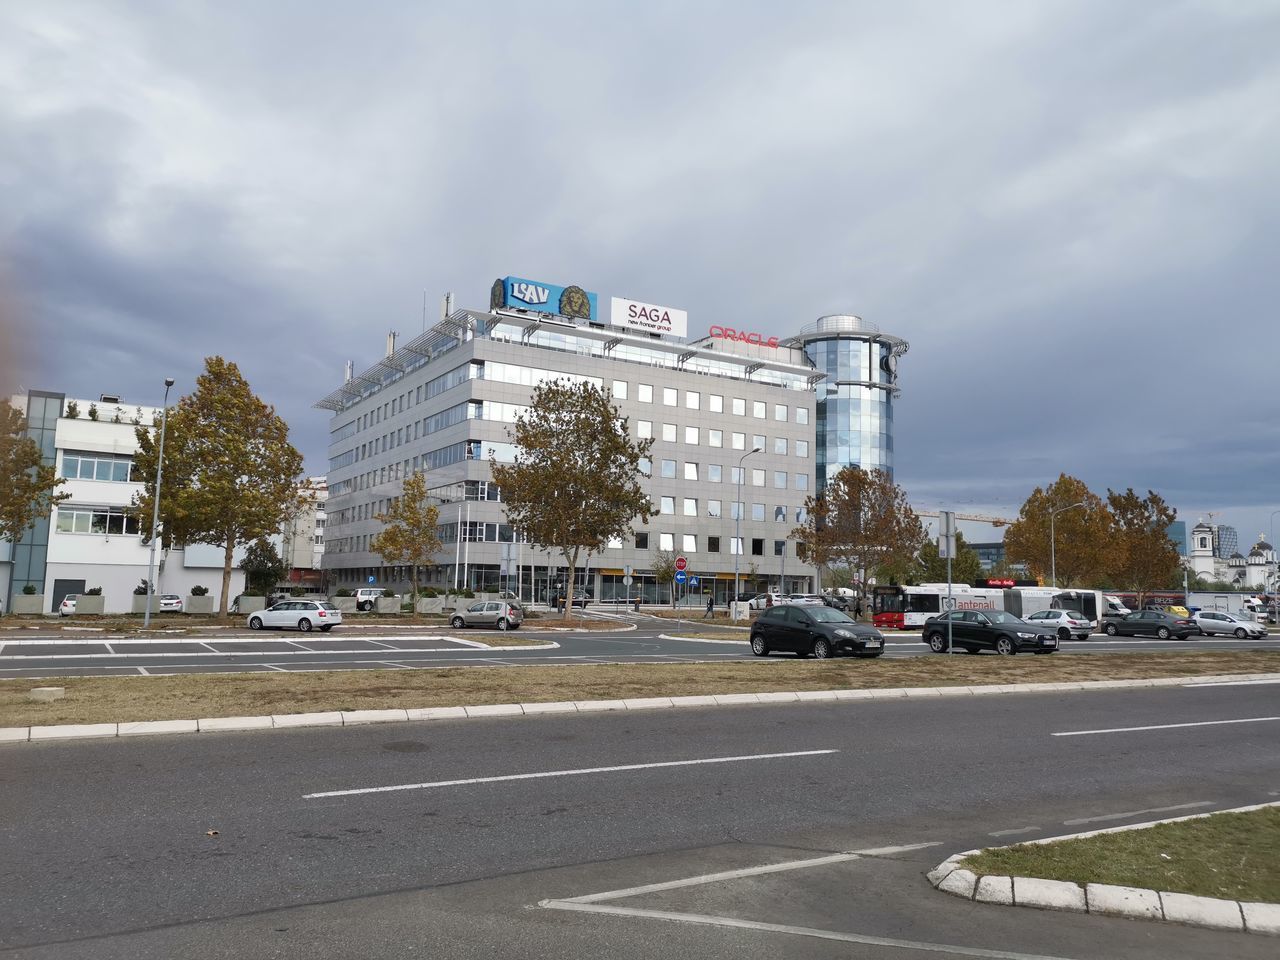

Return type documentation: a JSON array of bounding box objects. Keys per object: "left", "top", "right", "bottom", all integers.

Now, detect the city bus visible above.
[{"left": 871, "top": 583, "right": 1066, "bottom": 630}]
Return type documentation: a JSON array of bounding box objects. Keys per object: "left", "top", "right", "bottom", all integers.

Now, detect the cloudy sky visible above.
[{"left": 3, "top": 1, "right": 1278, "bottom": 548}]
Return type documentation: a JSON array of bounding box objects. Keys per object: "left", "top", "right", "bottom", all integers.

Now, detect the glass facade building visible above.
[{"left": 793, "top": 315, "right": 908, "bottom": 488}]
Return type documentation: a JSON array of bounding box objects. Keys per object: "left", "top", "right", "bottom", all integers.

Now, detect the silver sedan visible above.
[
  {"left": 1191, "top": 610, "right": 1267, "bottom": 638},
  {"left": 248, "top": 600, "right": 342, "bottom": 633}
]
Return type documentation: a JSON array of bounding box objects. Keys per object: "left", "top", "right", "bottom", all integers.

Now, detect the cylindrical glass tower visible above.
[{"left": 792, "top": 315, "right": 908, "bottom": 488}]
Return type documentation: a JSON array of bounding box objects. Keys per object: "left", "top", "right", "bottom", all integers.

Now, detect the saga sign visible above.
[
  {"left": 708, "top": 325, "right": 780, "bottom": 349},
  {"left": 491, "top": 276, "right": 598, "bottom": 322},
  {"left": 609, "top": 297, "right": 688, "bottom": 338}
]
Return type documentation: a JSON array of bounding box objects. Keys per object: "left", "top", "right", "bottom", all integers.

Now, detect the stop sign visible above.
[{"left": 675, "top": 556, "right": 687, "bottom": 572}]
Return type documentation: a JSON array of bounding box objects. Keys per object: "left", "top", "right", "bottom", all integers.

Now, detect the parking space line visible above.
[
  {"left": 1062, "top": 801, "right": 1213, "bottom": 826},
  {"left": 989, "top": 826, "right": 1039, "bottom": 837},
  {"left": 1052, "top": 716, "right": 1280, "bottom": 736},
  {"left": 304, "top": 749, "right": 838, "bottom": 799}
]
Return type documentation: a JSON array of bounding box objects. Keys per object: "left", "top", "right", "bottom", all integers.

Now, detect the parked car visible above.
[
  {"left": 1024, "top": 609, "right": 1092, "bottom": 641},
  {"left": 59, "top": 595, "right": 77, "bottom": 617},
  {"left": 1102, "top": 610, "right": 1199, "bottom": 640},
  {"left": 822, "top": 594, "right": 851, "bottom": 611},
  {"left": 1191, "top": 610, "right": 1267, "bottom": 639},
  {"left": 159, "top": 594, "right": 184, "bottom": 613},
  {"left": 247, "top": 600, "right": 342, "bottom": 633},
  {"left": 787, "top": 594, "right": 825, "bottom": 606},
  {"left": 748, "top": 593, "right": 785, "bottom": 610},
  {"left": 750, "top": 604, "right": 884, "bottom": 659},
  {"left": 553, "top": 591, "right": 592, "bottom": 609},
  {"left": 923, "top": 610, "right": 1058, "bottom": 655},
  {"left": 352, "top": 587, "right": 386, "bottom": 611},
  {"left": 450, "top": 600, "right": 523, "bottom": 631}
]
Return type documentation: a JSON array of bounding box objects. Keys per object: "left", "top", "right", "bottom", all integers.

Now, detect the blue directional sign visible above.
[{"left": 674, "top": 570, "right": 687, "bottom": 584}]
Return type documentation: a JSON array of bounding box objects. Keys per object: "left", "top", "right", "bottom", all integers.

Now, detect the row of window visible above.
[
  {"left": 55, "top": 506, "right": 141, "bottom": 535},
  {"left": 657, "top": 498, "right": 805, "bottom": 523},
  {"left": 329, "top": 528, "right": 796, "bottom": 558},
  {"left": 60, "top": 453, "right": 135, "bottom": 483},
  {"left": 641, "top": 459, "right": 810, "bottom": 492},
  {"left": 636, "top": 422, "right": 810, "bottom": 458},
  {"left": 613, "top": 382, "right": 809, "bottom": 424}
]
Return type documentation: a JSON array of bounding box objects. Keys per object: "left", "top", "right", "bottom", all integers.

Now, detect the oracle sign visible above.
[
  {"left": 610, "top": 297, "right": 687, "bottom": 338},
  {"left": 708, "top": 325, "right": 780, "bottom": 349}
]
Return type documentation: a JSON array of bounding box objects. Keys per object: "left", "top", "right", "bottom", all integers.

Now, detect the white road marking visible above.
[
  {"left": 304, "top": 749, "right": 838, "bottom": 799},
  {"left": 1062, "top": 801, "right": 1213, "bottom": 825},
  {"left": 1053, "top": 716, "right": 1280, "bottom": 736},
  {"left": 989, "top": 826, "right": 1040, "bottom": 837},
  {"left": 136, "top": 666, "right": 150, "bottom": 676},
  {"left": 1183, "top": 679, "right": 1280, "bottom": 687}
]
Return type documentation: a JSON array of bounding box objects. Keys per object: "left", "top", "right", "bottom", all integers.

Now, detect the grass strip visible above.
[
  {"left": 962, "top": 807, "right": 1280, "bottom": 903},
  {"left": 1, "top": 651, "right": 1276, "bottom": 727}
]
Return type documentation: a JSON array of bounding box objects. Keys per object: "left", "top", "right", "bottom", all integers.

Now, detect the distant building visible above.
[
  {"left": 280, "top": 477, "right": 327, "bottom": 590},
  {"left": 1167, "top": 520, "right": 1187, "bottom": 557},
  {"left": 1215, "top": 525, "right": 1238, "bottom": 559},
  {"left": 1190, "top": 521, "right": 1277, "bottom": 590},
  {"left": 969, "top": 542, "right": 1006, "bottom": 571}
]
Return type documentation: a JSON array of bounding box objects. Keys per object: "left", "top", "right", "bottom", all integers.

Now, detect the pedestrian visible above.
[
  {"left": 704, "top": 595, "right": 714, "bottom": 619},
  {"left": 854, "top": 598, "right": 863, "bottom": 620}
]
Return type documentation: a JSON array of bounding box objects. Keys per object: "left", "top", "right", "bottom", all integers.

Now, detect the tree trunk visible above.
[
  {"left": 220, "top": 540, "right": 235, "bottom": 616},
  {"left": 562, "top": 547, "right": 579, "bottom": 621}
]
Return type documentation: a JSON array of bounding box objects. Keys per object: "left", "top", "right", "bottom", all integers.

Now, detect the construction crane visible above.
[{"left": 914, "top": 510, "right": 1014, "bottom": 528}]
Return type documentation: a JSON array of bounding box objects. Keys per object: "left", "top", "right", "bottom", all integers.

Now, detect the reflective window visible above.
[
  {"left": 751, "top": 468, "right": 765, "bottom": 487},
  {"left": 709, "top": 394, "right": 724, "bottom": 413},
  {"left": 685, "top": 391, "right": 700, "bottom": 410},
  {"left": 774, "top": 437, "right": 787, "bottom": 455},
  {"left": 732, "top": 397, "right": 746, "bottom": 416},
  {"left": 612, "top": 380, "right": 628, "bottom": 400},
  {"left": 682, "top": 534, "right": 697, "bottom": 552},
  {"left": 708, "top": 464, "right": 722, "bottom": 482},
  {"left": 684, "top": 426, "right": 699, "bottom": 445},
  {"left": 661, "top": 459, "right": 676, "bottom": 478},
  {"left": 662, "top": 387, "right": 677, "bottom": 407},
  {"left": 659, "top": 532, "right": 674, "bottom": 551},
  {"left": 684, "top": 462, "right": 698, "bottom": 481},
  {"left": 732, "top": 432, "right": 745, "bottom": 450},
  {"left": 708, "top": 429, "right": 723, "bottom": 448},
  {"left": 637, "top": 420, "right": 652, "bottom": 439},
  {"left": 660, "top": 496, "right": 675, "bottom": 514},
  {"left": 662, "top": 423, "right": 677, "bottom": 442},
  {"left": 774, "top": 404, "right": 787, "bottom": 422},
  {"left": 774, "top": 471, "right": 787, "bottom": 489},
  {"left": 752, "top": 401, "right": 766, "bottom": 419},
  {"left": 638, "top": 384, "right": 653, "bottom": 403},
  {"left": 683, "top": 497, "right": 697, "bottom": 517}
]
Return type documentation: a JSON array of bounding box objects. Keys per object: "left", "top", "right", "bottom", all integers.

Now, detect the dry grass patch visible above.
[
  {"left": 2, "top": 651, "right": 1277, "bottom": 728},
  {"left": 962, "top": 806, "right": 1280, "bottom": 903}
]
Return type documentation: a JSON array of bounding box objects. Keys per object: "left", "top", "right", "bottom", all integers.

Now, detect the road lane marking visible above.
[
  {"left": 1183, "top": 679, "right": 1280, "bottom": 687},
  {"left": 1052, "top": 716, "right": 1280, "bottom": 736},
  {"left": 989, "top": 826, "right": 1040, "bottom": 837},
  {"left": 1062, "top": 801, "right": 1213, "bottom": 825},
  {"left": 304, "top": 749, "right": 839, "bottom": 799}
]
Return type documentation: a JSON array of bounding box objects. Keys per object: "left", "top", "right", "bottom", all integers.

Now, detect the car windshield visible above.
[
  {"left": 807, "top": 607, "right": 853, "bottom": 623},
  {"left": 319, "top": 602, "right": 338, "bottom": 611},
  {"left": 980, "top": 611, "right": 1023, "bottom": 625}
]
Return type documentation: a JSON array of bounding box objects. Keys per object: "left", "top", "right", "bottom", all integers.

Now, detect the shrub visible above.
[
  {"left": 64, "top": 400, "right": 80, "bottom": 418},
  {"left": 132, "top": 579, "right": 152, "bottom": 596},
  {"left": 21, "top": 584, "right": 37, "bottom": 595},
  {"left": 382, "top": 588, "right": 396, "bottom": 598},
  {"left": 422, "top": 587, "right": 439, "bottom": 598},
  {"left": 460, "top": 589, "right": 475, "bottom": 598},
  {"left": 334, "top": 588, "right": 352, "bottom": 597},
  {"left": 190, "top": 585, "right": 209, "bottom": 596},
  {"left": 85, "top": 586, "right": 103, "bottom": 596},
  {"left": 87, "top": 403, "right": 99, "bottom": 421}
]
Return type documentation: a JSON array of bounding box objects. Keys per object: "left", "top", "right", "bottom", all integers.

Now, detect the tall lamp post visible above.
[
  {"left": 143, "top": 378, "right": 175, "bottom": 629},
  {"left": 1049, "top": 501, "right": 1086, "bottom": 588},
  {"left": 1269, "top": 510, "right": 1280, "bottom": 618},
  {"left": 732, "top": 446, "right": 762, "bottom": 621}
]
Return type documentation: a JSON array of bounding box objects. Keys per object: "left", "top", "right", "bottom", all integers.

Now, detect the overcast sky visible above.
[{"left": 3, "top": 1, "right": 1278, "bottom": 550}]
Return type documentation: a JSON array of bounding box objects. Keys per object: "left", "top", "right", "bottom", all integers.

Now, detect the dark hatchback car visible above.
[
  {"left": 923, "top": 610, "right": 1058, "bottom": 655},
  {"left": 1102, "top": 609, "right": 1199, "bottom": 640},
  {"left": 750, "top": 604, "right": 884, "bottom": 659}
]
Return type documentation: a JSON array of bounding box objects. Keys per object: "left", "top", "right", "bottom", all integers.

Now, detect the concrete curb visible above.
[
  {"left": 4, "top": 671, "right": 1280, "bottom": 744},
  {"left": 928, "top": 801, "right": 1280, "bottom": 936}
]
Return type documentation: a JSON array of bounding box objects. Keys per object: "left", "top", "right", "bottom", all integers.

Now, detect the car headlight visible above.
[
  {"left": 833, "top": 629, "right": 853, "bottom": 639},
  {"left": 1017, "top": 632, "right": 1035, "bottom": 639}
]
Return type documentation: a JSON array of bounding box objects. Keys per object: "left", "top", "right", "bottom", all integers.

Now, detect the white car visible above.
[
  {"left": 748, "top": 593, "right": 785, "bottom": 610},
  {"left": 1024, "top": 609, "right": 1093, "bottom": 641},
  {"left": 352, "top": 587, "right": 387, "bottom": 611},
  {"left": 159, "top": 594, "right": 183, "bottom": 613},
  {"left": 1192, "top": 610, "right": 1267, "bottom": 639},
  {"left": 248, "top": 599, "right": 342, "bottom": 633},
  {"left": 59, "top": 595, "right": 78, "bottom": 617},
  {"left": 787, "top": 594, "right": 826, "bottom": 606}
]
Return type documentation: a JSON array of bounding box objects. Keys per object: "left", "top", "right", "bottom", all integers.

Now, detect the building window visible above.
[
  {"left": 796, "top": 440, "right": 810, "bottom": 458},
  {"left": 774, "top": 437, "right": 787, "bottom": 455},
  {"left": 753, "top": 434, "right": 765, "bottom": 451},
  {"left": 730, "top": 501, "right": 743, "bottom": 520},
  {"left": 661, "top": 459, "right": 676, "bottom": 478},
  {"left": 774, "top": 505, "right": 787, "bottom": 522},
  {"left": 751, "top": 468, "right": 765, "bottom": 487},
  {"left": 708, "top": 499, "right": 722, "bottom": 518},
  {"left": 682, "top": 534, "right": 697, "bottom": 552},
  {"left": 662, "top": 423, "right": 677, "bottom": 442},
  {"left": 732, "top": 397, "right": 745, "bottom": 416},
  {"left": 730, "top": 537, "right": 742, "bottom": 555},
  {"left": 751, "top": 538, "right": 764, "bottom": 556},
  {"left": 684, "top": 426, "right": 699, "bottom": 445},
  {"left": 659, "top": 496, "right": 675, "bottom": 514},
  {"left": 752, "top": 400, "right": 766, "bottom": 419},
  {"left": 659, "top": 532, "right": 674, "bottom": 551},
  {"left": 708, "top": 536, "right": 721, "bottom": 552},
  {"left": 774, "top": 404, "right": 787, "bottom": 422},
  {"left": 662, "top": 387, "right": 677, "bottom": 407},
  {"left": 639, "top": 457, "right": 652, "bottom": 476},
  {"left": 708, "top": 464, "right": 722, "bottom": 483},
  {"left": 683, "top": 497, "right": 697, "bottom": 517},
  {"left": 774, "top": 540, "right": 785, "bottom": 556},
  {"left": 56, "top": 505, "right": 141, "bottom": 536},
  {"left": 730, "top": 466, "right": 743, "bottom": 485},
  {"left": 60, "top": 453, "right": 135, "bottom": 483},
  {"left": 685, "top": 391, "right": 700, "bottom": 410},
  {"left": 774, "top": 471, "right": 787, "bottom": 489},
  {"left": 752, "top": 503, "right": 765, "bottom": 521},
  {"left": 796, "top": 474, "right": 808, "bottom": 491},
  {"left": 709, "top": 394, "right": 724, "bottom": 413},
  {"left": 732, "top": 432, "right": 745, "bottom": 450},
  {"left": 638, "top": 384, "right": 653, "bottom": 403},
  {"left": 635, "top": 531, "right": 649, "bottom": 549},
  {"left": 708, "top": 429, "right": 723, "bottom": 448},
  {"left": 684, "top": 462, "right": 698, "bottom": 481},
  {"left": 637, "top": 420, "right": 653, "bottom": 439},
  {"left": 612, "top": 380, "right": 628, "bottom": 400},
  {"left": 796, "top": 407, "right": 809, "bottom": 425}
]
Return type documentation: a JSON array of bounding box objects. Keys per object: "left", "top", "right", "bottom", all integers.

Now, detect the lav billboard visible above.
[{"left": 490, "top": 276, "right": 598, "bottom": 322}]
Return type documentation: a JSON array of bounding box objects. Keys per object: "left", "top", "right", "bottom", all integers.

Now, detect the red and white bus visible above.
[{"left": 871, "top": 583, "right": 1061, "bottom": 630}]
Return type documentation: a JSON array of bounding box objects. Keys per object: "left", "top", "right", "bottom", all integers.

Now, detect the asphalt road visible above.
[
  {"left": 2, "top": 612, "right": 1278, "bottom": 678},
  {"left": 3, "top": 680, "right": 1279, "bottom": 958}
]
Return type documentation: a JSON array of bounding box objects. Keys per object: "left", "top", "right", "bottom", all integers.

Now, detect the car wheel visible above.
[
  {"left": 1235, "top": 628, "right": 1247, "bottom": 639},
  {"left": 249, "top": 616, "right": 263, "bottom": 630},
  {"left": 813, "top": 638, "right": 833, "bottom": 659},
  {"left": 750, "top": 634, "right": 770, "bottom": 657},
  {"left": 927, "top": 633, "right": 947, "bottom": 653},
  {"left": 1105, "top": 623, "right": 1118, "bottom": 636},
  {"left": 1156, "top": 627, "right": 1170, "bottom": 640},
  {"left": 496, "top": 617, "right": 508, "bottom": 631},
  {"left": 450, "top": 615, "right": 465, "bottom": 629},
  {"left": 358, "top": 601, "right": 371, "bottom": 612},
  {"left": 298, "top": 618, "right": 312, "bottom": 633},
  {"left": 319, "top": 625, "right": 332, "bottom": 632},
  {"left": 1057, "top": 627, "right": 1071, "bottom": 643},
  {"left": 995, "top": 636, "right": 1016, "bottom": 656}
]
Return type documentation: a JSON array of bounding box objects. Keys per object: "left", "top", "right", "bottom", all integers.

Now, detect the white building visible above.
[
  {"left": 280, "top": 477, "right": 327, "bottom": 590},
  {"left": 2, "top": 390, "right": 246, "bottom": 614},
  {"left": 1190, "top": 520, "right": 1278, "bottom": 590}
]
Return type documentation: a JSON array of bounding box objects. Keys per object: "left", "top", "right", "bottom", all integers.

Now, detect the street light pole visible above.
[
  {"left": 1049, "top": 501, "right": 1086, "bottom": 588},
  {"left": 732, "top": 447, "right": 762, "bottom": 622},
  {"left": 143, "top": 378, "right": 175, "bottom": 629}
]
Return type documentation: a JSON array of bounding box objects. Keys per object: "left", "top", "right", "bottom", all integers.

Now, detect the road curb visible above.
[
  {"left": 3, "top": 672, "right": 1278, "bottom": 744},
  {"left": 927, "top": 801, "right": 1280, "bottom": 936}
]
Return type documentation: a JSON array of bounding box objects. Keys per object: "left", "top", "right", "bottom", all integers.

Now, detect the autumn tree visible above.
[
  {"left": 916, "top": 529, "right": 983, "bottom": 585},
  {"left": 650, "top": 549, "right": 678, "bottom": 608},
  {"left": 792, "top": 466, "right": 924, "bottom": 593},
  {"left": 370, "top": 471, "right": 442, "bottom": 603},
  {"left": 0, "top": 400, "right": 68, "bottom": 546},
  {"left": 490, "top": 379, "right": 655, "bottom": 620},
  {"left": 1003, "top": 474, "right": 1112, "bottom": 587},
  {"left": 1105, "top": 488, "right": 1182, "bottom": 606},
  {"left": 132, "top": 357, "right": 306, "bottom": 615}
]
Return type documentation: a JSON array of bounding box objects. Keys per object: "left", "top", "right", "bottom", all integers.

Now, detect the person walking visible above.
[
  {"left": 854, "top": 597, "right": 863, "bottom": 620},
  {"left": 704, "top": 595, "right": 714, "bottom": 619}
]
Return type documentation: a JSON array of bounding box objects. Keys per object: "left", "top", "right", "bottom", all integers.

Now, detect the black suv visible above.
[
  {"left": 750, "top": 605, "right": 884, "bottom": 659},
  {"left": 1102, "top": 610, "right": 1199, "bottom": 640},
  {"left": 923, "top": 610, "right": 1058, "bottom": 655}
]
